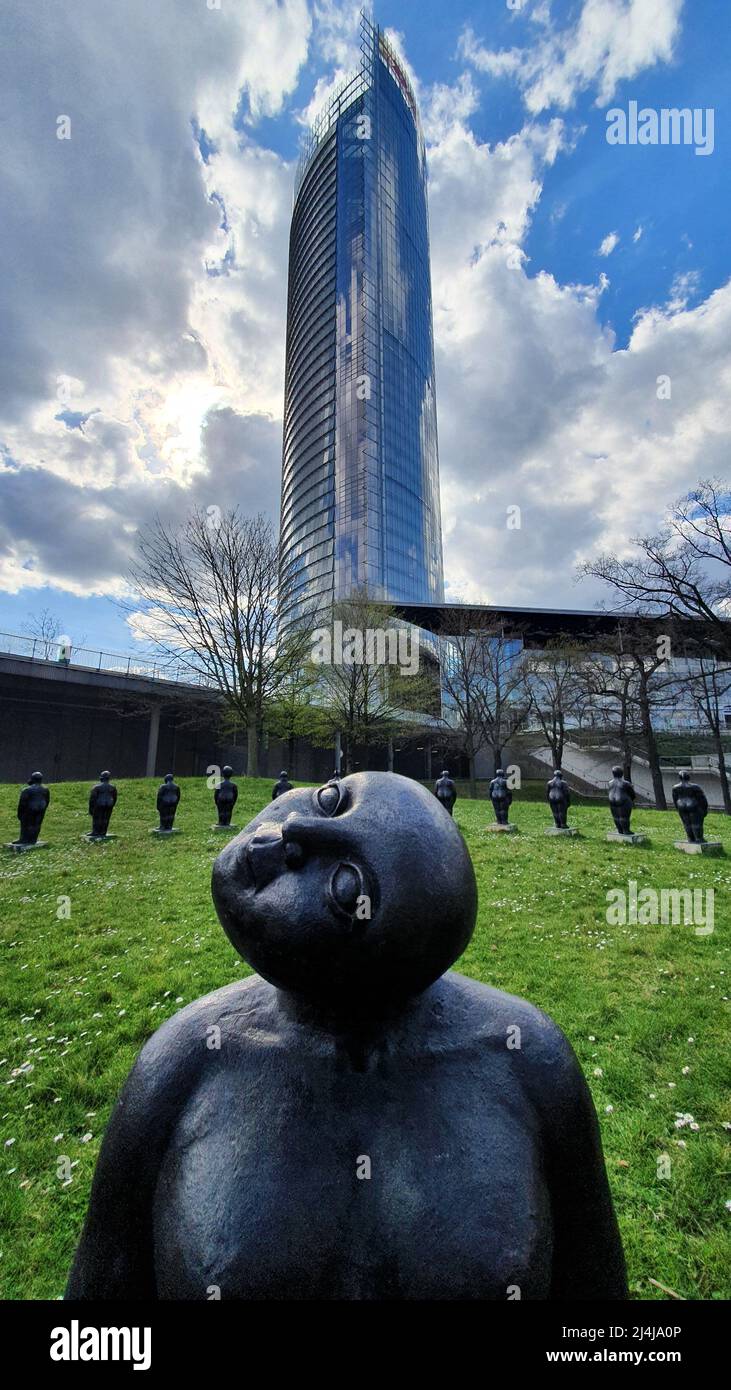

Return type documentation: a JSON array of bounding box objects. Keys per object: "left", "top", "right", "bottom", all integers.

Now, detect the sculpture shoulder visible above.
[
  {"left": 442, "top": 973, "right": 585, "bottom": 1104},
  {"left": 118, "top": 977, "right": 273, "bottom": 1115}
]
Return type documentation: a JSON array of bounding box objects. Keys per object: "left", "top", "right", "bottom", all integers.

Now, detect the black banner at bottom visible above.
[{"left": 1, "top": 1298, "right": 726, "bottom": 1376}]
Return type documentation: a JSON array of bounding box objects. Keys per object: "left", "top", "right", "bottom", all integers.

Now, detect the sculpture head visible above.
[
  {"left": 279, "top": 770, "right": 288, "bottom": 779},
  {"left": 100, "top": 770, "right": 111, "bottom": 782},
  {"left": 678, "top": 769, "right": 690, "bottom": 782},
  {"left": 222, "top": 766, "right": 233, "bottom": 779},
  {"left": 441, "top": 769, "right": 450, "bottom": 778},
  {"left": 495, "top": 768, "right": 505, "bottom": 778},
  {"left": 553, "top": 769, "right": 563, "bottom": 779},
  {"left": 611, "top": 766, "right": 624, "bottom": 779},
  {"left": 212, "top": 771, "right": 477, "bottom": 1016},
  {"left": 29, "top": 771, "right": 43, "bottom": 785},
  {"left": 164, "top": 773, "right": 174, "bottom": 784}
]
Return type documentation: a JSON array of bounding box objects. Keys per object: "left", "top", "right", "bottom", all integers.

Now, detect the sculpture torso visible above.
[{"left": 151, "top": 974, "right": 553, "bottom": 1300}]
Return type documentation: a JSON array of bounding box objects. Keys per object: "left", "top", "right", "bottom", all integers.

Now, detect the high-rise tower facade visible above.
[{"left": 278, "top": 14, "right": 445, "bottom": 633}]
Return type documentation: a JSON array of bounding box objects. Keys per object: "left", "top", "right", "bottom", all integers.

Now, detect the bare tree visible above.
[
  {"left": 520, "top": 638, "right": 590, "bottom": 769},
  {"left": 580, "top": 478, "right": 731, "bottom": 659},
  {"left": 22, "top": 608, "right": 87, "bottom": 658},
  {"left": 439, "top": 612, "right": 530, "bottom": 792},
  {"left": 576, "top": 623, "right": 681, "bottom": 808},
  {"left": 685, "top": 658, "right": 731, "bottom": 814},
  {"left": 127, "top": 508, "right": 312, "bottom": 777},
  {"left": 310, "top": 590, "right": 438, "bottom": 773},
  {"left": 265, "top": 664, "right": 322, "bottom": 776}
]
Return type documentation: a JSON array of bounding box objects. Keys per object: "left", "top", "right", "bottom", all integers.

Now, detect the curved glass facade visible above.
[{"left": 279, "top": 16, "right": 444, "bottom": 632}]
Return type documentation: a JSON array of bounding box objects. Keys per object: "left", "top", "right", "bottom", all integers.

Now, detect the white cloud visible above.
[
  {"left": 598, "top": 231, "right": 620, "bottom": 256},
  {"left": 1, "top": 0, "right": 725, "bottom": 625},
  {"left": 460, "top": 0, "right": 685, "bottom": 113}
]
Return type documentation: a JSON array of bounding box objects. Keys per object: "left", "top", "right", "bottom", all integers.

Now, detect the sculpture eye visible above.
[
  {"left": 328, "top": 862, "right": 364, "bottom": 918},
  {"left": 316, "top": 781, "right": 347, "bottom": 816}
]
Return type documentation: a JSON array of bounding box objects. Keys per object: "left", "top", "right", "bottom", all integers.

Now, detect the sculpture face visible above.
[{"left": 212, "top": 771, "right": 477, "bottom": 1013}]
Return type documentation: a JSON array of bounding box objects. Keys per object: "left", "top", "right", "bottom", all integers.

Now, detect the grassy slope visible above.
[{"left": 0, "top": 776, "right": 729, "bottom": 1300}]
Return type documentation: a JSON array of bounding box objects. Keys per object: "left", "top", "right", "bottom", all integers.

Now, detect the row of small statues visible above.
[
  {"left": 434, "top": 766, "right": 714, "bottom": 845},
  {"left": 5, "top": 768, "right": 295, "bottom": 848}
]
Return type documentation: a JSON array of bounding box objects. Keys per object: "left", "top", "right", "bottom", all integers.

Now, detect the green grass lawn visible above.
[{"left": 1, "top": 775, "right": 729, "bottom": 1300}]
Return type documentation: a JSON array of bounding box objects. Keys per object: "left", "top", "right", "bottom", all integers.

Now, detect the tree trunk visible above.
[
  {"left": 711, "top": 723, "right": 731, "bottom": 814},
  {"left": 640, "top": 693, "right": 666, "bottom": 809},
  {"left": 246, "top": 722, "right": 258, "bottom": 778},
  {"left": 493, "top": 747, "right": 502, "bottom": 776},
  {"left": 387, "top": 738, "right": 394, "bottom": 772}
]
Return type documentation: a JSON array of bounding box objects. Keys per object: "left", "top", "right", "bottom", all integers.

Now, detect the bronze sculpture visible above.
[
  {"left": 87, "top": 771, "right": 118, "bottom": 840},
  {"left": 434, "top": 769, "right": 456, "bottom": 816},
  {"left": 213, "top": 766, "right": 238, "bottom": 829},
  {"left": 489, "top": 769, "right": 513, "bottom": 827},
  {"left": 8, "top": 772, "right": 50, "bottom": 850},
  {"left": 67, "top": 772, "right": 626, "bottom": 1301},
  {"left": 154, "top": 773, "right": 181, "bottom": 833},
  {"left": 272, "top": 770, "right": 293, "bottom": 800}
]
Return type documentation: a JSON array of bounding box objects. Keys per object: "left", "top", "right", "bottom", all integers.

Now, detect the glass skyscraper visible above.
[{"left": 278, "top": 14, "right": 445, "bottom": 633}]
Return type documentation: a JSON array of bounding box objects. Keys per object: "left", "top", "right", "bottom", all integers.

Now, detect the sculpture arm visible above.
[
  {"left": 534, "top": 1024, "right": 627, "bottom": 1300},
  {"left": 65, "top": 1023, "right": 191, "bottom": 1299}
]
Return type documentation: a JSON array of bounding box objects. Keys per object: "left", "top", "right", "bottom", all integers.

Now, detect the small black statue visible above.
[
  {"left": 546, "top": 769, "right": 571, "bottom": 830},
  {"left": 672, "top": 770, "right": 709, "bottom": 844},
  {"left": 214, "top": 766, "right": 238, "bottom": 828},
  {"left": 608, "top": 766, "right": 635, "bottom": 835},
  {"left": 88, "top": 771, "right": 117, "bottom": 840},
  {"left": 272, "top": 770, "right": 293, "bottom": 800},
  {"left": 67, "top": 772, "right": 626, "bottom": 1301},
  {"left": 156, "top": 773, "right": 181, "bottom": 832},
  {"left": 15, "top": 772, "right": 50, "bottom": 846},
  {"left": 489, "top": 769, "right": 512, "bottom": 825},
  {"left": 434, "top": 768, "right": 456, "bottom": 816}
]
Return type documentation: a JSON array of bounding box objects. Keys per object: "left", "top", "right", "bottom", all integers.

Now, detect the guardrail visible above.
[{"left": 0, "top": 631, "right": 214, "bottom": 688}]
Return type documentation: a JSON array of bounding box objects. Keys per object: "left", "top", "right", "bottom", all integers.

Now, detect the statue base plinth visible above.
[
  {"left": 3, "top": 840, "right": 49, "bottom": 853},
  {"left": 674, "top": 839, "right": 723, "bottom": 855},
  {"left": 150, "top": 828, "right": 181, "bottom": 836},
  {"left": 486, "top": 823, "right": 518, "bottom": 833},
  {"left": 212, "top": 823, "right": 239, "bottom": 832},
  {"left": 83, "top": 834, "right": 117, "bottom": 843},
  {"left": 606, "top": 831, "right": 648, "bottom": 845},
  {"left": 544, "top": 826, "right": 578, "bottom": 837}
]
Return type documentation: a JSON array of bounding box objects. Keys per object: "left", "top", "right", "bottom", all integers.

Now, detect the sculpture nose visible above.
[{"left": 247, "top": 822, "right": 287, "bottom": 888}]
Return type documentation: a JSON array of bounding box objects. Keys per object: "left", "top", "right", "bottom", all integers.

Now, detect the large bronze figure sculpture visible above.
[
  {"left": 213, "top": 766, "right": 238, "bottom": 829},
  {"left": 545, "top": 769, "right": 576, "bottom": 835},
  {"left": 67, "top": 772, "right": 626, "bottom": 1301},
  {"left": 87, "top": 771, "right": 118, "bottom": 841},
  {"left": 672, "top": 770, "right": 721, "bottom": 853},
  {"left": 434, "top": 768, "right": 456, "bottom": 816},
  {"left": 154, "top": 773, "right": 181, "bottom": 834},
  {"left": 488, "top": 769, "right": 515, "bottom": 831},
  {"left": 608, "top": 766, "right": 635, "bottom": 835},
  {"left": 7, "top": 772, "right": 50, "bottom": 850}
]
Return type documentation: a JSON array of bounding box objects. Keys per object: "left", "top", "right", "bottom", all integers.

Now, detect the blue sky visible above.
[{"left": 1, "top": 0, "right": 730, "bottom": 652}]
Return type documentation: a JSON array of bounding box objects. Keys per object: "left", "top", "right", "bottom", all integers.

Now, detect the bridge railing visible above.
[{"left": 0, "top": 631, "right": 215, "bottom": 688}]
